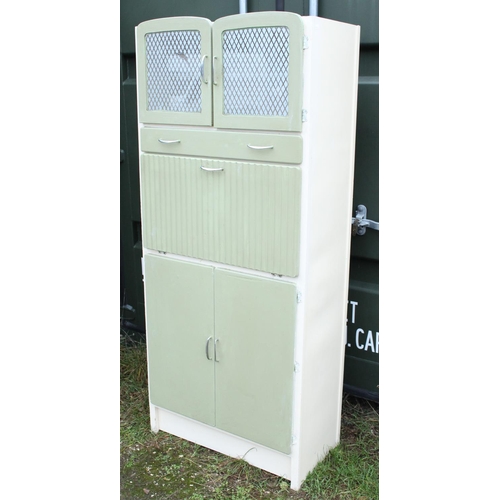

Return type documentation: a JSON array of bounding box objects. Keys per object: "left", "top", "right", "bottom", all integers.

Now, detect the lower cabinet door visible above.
[
  {"left": 214, "top": 269, "right": 296, "bottom": 454},
  {"left": 144, "top": 255, "right": 215, "bottom": 426},
  {"left": 144, "top": 256, "right": 296, "bottom": 452}
]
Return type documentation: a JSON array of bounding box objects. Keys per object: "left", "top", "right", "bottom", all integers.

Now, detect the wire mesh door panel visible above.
[
  {"left": 145, "top": 30, "right": 203, "bottom": 113},
  {"left": 213, "top": 12, "right": 303, "bottom": 132},
  {"left": 137, "top": 17, "right": 213, "bottom": 126},
  {"left": 222, "top": 26, "right": 290, "bottom": 117}
]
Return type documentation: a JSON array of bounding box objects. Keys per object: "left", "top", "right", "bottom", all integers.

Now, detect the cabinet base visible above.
[{"left": 150, "top": 404, "right": 296, "bottom": 488}]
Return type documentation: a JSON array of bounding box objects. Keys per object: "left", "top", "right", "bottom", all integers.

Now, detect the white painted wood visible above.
[
  {"left": 291, "top": 16, "right": 360, "bottom": 488},
  {"left": 155, "top": 405, "right": 292, "bottom": 480}
]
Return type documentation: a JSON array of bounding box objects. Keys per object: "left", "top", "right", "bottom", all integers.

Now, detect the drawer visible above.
[{"left": 140, "top": 127, "right": 302, "bottom": 164}]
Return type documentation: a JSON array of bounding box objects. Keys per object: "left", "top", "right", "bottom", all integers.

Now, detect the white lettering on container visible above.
[
  {"left": 354, "top": 328, "right": 379, "bottom": 354},
  {"left": 350, "top": 300, "right": 358, "bottom": 323}
]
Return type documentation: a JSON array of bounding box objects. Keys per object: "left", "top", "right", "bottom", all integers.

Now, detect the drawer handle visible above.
[
  {"left": 247, "top": 144, "right": 274, "bottom": 150},
  {"left": 158, "top": 139, "right": 181, "bottom": 144},
  {"left": 200, "top": 166, "right": 224, "bottom": 172}
]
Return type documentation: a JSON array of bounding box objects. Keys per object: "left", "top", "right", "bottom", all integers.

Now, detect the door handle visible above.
[
  {"left": 200, "top": 54, "right": 208, "bottom": 84},
  {"left": 205, "top": 337, "right": 213, "bottom": 360},
  {"left": 352, "top": 205, "right": 379, "bottom": 236},
  {"left": 212, "top": 56, "right": 219, "bottom": 86},
  {"left": 214, "top": 338, "right": 220, "bottom": 362}
]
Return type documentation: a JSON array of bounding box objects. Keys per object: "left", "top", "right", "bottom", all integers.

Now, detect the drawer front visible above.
[
  {"left": 140, "top": 127, "right": 303, "bottom": 164},
  {"left": 141, "top": 154, "right": 301, "bottom": 277}
]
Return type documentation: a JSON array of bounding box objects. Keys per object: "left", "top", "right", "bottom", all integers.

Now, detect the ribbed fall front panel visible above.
[{"left": 141, "top": 154, "right": 301, "bottom": 277}]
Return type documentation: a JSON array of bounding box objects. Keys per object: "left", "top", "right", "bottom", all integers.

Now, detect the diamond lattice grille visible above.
[
  {"left": 222, "top": 27, "right": 290, "bottom": 117},
  {"left": 145, "top": 31, "right": 202, "bottom": 113}
]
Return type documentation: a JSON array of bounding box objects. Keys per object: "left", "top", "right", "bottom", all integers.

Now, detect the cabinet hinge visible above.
[
  {"left": 141, "top": 257, "right": 144, "bottom": 278},
  {"left": 301, "top": 109, "right": 307, "bottom": 122},
  {"left": 296, "top": 291, "right": 303, "bottom": 303},
  {"left": 303, "top": 35, "right": 309, "bottom": 49},
  {"left": 291, "top": 435, "right": 297, "bottom": 445},
  {"left": 294, "top": 362, "right": 300, "bottom": 373}
]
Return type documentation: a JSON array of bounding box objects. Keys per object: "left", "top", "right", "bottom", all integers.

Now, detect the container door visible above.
[
  {"left": 316, "top": 1, "right": 379, "bottom": 402},
  {"left": 214, "top": 269, "right": 296, "bottom": 454},
  {"left": 136, "top": 17, "right": 213, "bottom": 126},
  {"left": 212, "top": 12, "right": 304, "bottom": 132},
  {"left": 144, "top": 255, "right": 215, "bottom": 426}
]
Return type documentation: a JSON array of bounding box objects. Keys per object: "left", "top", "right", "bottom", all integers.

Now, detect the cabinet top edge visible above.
[
  {"left": 137, "top": 12, "right": 303, "bottom": 30},
  {"left": 137, "top": 17, "right": 212, "bottom": 33}
]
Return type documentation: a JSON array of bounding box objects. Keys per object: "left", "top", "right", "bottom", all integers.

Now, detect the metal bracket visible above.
[{"left": 352, "top": 205, "right": 379, "bottom": 236}]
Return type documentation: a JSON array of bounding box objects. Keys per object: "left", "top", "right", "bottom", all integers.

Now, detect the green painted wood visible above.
[
  {"left": 214, "top": 269, "right": 296, "bottom": 454},
  {"left": 140, "top": 127, "right": 303, "bottom": 164},
  {"left": 140, "top": 154, "right": 302, "bottom": 277},
  {"left": 144, "top": 255, "right": 215, "bottom": 426},
  {"left": 136, "top": 17, "right": 213, "bottom": 126},
  {"left": 212, "top": 12, "right": 304, "bottom": 132}
]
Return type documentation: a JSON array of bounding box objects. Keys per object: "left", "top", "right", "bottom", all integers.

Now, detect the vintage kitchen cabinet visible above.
[{"left": 136, "top": 11, "right": 360, "bottom": 490}]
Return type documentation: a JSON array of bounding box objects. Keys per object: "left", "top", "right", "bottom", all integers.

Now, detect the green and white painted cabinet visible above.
[{"left": 136, "top": 12, "right": 360, "bottom": 490}]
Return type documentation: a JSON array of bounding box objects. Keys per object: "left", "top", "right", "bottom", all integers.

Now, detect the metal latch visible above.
[{"left": 352, "top": 205, "right": 379, "bottom": 236}]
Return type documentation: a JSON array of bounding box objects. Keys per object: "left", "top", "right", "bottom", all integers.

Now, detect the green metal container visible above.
[{"left": 120, "top": 0, "right": 379, "bottom": 401}]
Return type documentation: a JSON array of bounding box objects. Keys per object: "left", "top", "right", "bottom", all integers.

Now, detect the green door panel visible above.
[
  {"left": 214, "top": 269, "right": 296, "bottom": 454},
  {"left": 350, "top": 79, "right": 379, "bottom": 261},
  {"left": 136, "top": 17, "right": 213, "bottom": 126},
  {"left": 140, "top": 154, "right": 302, "bottom": 277},
  {"left": 144, "top": 255, "right": 215, "bottom": 426}
]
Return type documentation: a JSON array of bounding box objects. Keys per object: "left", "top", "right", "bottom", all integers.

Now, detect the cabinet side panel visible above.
[
  {"left": 294, "top": 18, "right": 360, "bottom": 486},
  {"left": 144, "top": 255, "right": 215, "bottom": 426},
  {"left": 214, "top": 270, "right": 296, "bottom": 454}
]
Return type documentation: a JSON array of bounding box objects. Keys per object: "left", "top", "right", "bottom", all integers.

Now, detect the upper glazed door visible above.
[
  {"left": 212, "top": 12, "right": 304, "bottom": 132},
  {"left": 136, "top": 17, "right": 213, "bottom": 126}
]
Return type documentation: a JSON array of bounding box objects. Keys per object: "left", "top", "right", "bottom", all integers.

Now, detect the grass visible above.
[{"left": 120, "top": 329, "right": 379, "bottom": 499}]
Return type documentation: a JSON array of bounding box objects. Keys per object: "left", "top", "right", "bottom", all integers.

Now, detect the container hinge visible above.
[
  {"left": 303, "top": 35, "right": 309, "bottom": 49},
  {"left": 297, "top": 291, "right": 303, "bottom": 303},
  {"left": 294, "top": 362, "right": 300, "bottom": 373},
  {"left": 352, "top": 205, "right": 379, "bottom": 236},
  {"left": 291, "top": 435, "right": 298, "bottom": 445},
  {"left": 301, "top": 109, "right": 307, "bottom": 122},
  {"left": 141, "top": 257, "right": 145, "bottom": 278}
]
